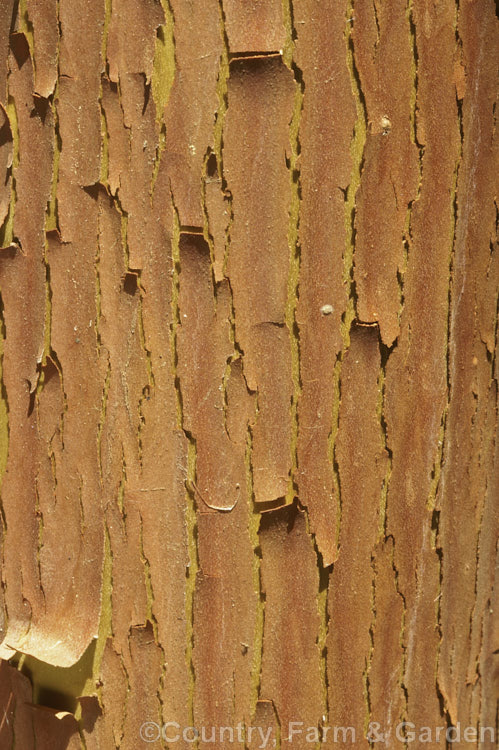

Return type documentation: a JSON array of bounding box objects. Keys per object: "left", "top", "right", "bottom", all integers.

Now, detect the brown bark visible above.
[{"left": 0, "top": 1, "right": 497, "bottom": 748}]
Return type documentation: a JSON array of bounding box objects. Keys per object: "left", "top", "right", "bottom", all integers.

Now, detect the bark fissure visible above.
[{"left": 0, "top": 2, "right": 496, "bottom": 746}]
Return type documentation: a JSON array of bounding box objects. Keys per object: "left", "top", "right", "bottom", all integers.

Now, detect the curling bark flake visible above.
[{"left": 0, "top": 1, "right": 497, "bottom": 748}]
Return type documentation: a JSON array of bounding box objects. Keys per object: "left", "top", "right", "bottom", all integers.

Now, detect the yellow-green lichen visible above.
[
  {"left": 19, "top": 0, "right": 35, "bottom": 65},
  {"left": 151, "top": 0, "right": 176, "bottom": 122}
]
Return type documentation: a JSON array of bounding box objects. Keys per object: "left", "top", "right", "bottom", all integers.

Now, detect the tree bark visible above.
[{"left": 0, "top": 1, "right": 497, "bottom": 748}]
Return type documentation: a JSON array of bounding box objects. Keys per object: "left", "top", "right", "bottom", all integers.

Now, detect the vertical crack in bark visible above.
[
  {"left": 150, "top": 0, "right": 175, "bottom": 200},
  {"left": 184, "top": 440, "right": 198, "bottom": 733},
  {"left": 137, "top": 275, "right": 154, "bottom": 470},
  {"left": 376, "top": 345, "right": 392, "bottom": 540},
  {"left": 87, "top": 523, "right": 113, "bottom": 705},
  {"left": 388, "top": 535, "right": 409, "bottom": 733},
  {"left": 434, "top": 0, "right": 464, "bottom": 719},
  {"left": 96, "top": 361, "right": 111, "bottom": 485},
  {"left": 324, "top": 1, "right": 369, "bottom": 561},
  {"left": 99, "top": 97, "right": 109, "bottom": 188},
  {"left": 214, "top": 0, "right": 229, "bottom": 185},
  {"left": 46, "top": 92, "right": 61, "bottom": 233},
  {"left": 118, "top": 649, "right": 132, "bottom": 746},
  {"left": 363, "top": 553, "right": 377, "bottom": 743},
  {"left": 170, "top": 176, "right": 186, "bottom": 426},
  {"left": 397, "top": 0, "right": 424, "bottom": 327},
  {"left": 327, "top": 356, "right": 343, "bottom": 558},
  {"left": 170, "top": 197, "right": 199, "bottom": 732},
  {"left": 246, "top": 421, "right": 264, "bottom": 722},
  {"left": 117, "top": 457, "right": 126, "bottom": 520},
  {"left": 95, "top": 202, "right": 111, "bottom": 482},
  {"left": 197, "top": 0, "right": 233, "bottom": 287},
  {"left": 152, "top": 0, "right": 176, "bottom": 123},
  {"left": 203, "top": 0, "right": 235, "bottom": 443},
  {"left": 371, "top": 0, "right": 380, "bottom": 52},
  {"left": 101, "top": 0, "right": 112, "bottom": 72},
  {"left": 282, "top": 0, "right": 303, "bottom": 505},
  {"left": 98, "top": 0, "right": 111, "bottom": 188},
  {"left": 138, "top": 514, "right": 166, "bottom": 741},
  {"left": 33, "top": 482, "right": 45, "bottom": 606},
  {"left": 407, "top": 0, "right": 424, "bottom": 174},
  {"left": 315, "top": 539, "right": 331, "bottom": 740},
  {"left": 344, "top": 0, "right": 366, "bottom": 334},
  {"left": 433, "top": 506, "right": 446, "bottom": 725},
  {"left": 0, "top": 296, "right": 9, "bottom": 526}
]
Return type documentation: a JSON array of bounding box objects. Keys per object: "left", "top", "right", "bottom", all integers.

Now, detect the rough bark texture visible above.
[{"left": 0, "top": 1, "right": 498, "bottom": 748}]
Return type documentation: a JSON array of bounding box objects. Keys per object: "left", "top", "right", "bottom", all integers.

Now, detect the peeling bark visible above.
[{"left": 0, "top": 1, "right": 497, "bottom": 748}]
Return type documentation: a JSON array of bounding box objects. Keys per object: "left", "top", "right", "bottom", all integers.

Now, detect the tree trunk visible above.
[{"left": 0, "top": 0, "right": 497, "bottom": 748}]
